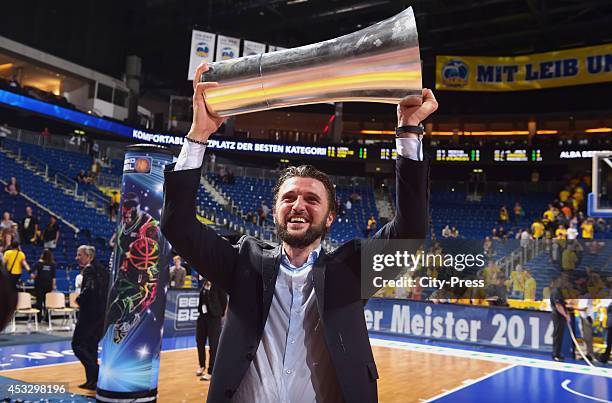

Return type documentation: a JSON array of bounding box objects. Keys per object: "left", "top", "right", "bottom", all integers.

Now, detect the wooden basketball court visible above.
[{"left": 0, "top": 344, "right": 507, "bottom": 402}]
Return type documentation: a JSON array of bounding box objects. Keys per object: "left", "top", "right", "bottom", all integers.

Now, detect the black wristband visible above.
[
  {"left": 185, "top": 136, "right": 209, "bottom": 146},
  {"left": 396, "top": 124, "right": 424, "bottom": 137}
]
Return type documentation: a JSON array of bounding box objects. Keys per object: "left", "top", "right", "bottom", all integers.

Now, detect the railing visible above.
[
  {"left": 84, "top": 190, "right": 110, "bottom": 212},
  {"left": 25, "top": 154, "right": 50, "bottom": 179},
  {"left": 97, "top": 172, "right": 121, "bottom": 188},
  {"left": 497, "top": 239, "right": 544, "bottom": 275},
  {"left": 54, "top": 172, "right": 79, "bottom": 196}
]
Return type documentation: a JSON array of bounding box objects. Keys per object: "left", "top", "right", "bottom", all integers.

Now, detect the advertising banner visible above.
[
  {"left": 97, "top": 145, "right": 176, "bottom": 402},
  {"left": 364, "top": 298, "right": 558, "bottom": 353},
  {"left": 187, "top": 30, "right": 216, "bottom": 80},
  {"left": 436, "top": 43, "right": 612, "bottom": 91},
  {"left": 215, "top": 35, "right": 240, "bottom": 61},
  {"left": 242, "top": 40, "right": 266, "bottom": 56}
]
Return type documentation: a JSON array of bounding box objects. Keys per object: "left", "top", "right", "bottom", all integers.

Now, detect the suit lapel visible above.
[
  {"left": 260, "top": 244, "right": 281, "bottom": 328},
  {"left": 312, "top": 252, "right": 327, "bottom": 319}
]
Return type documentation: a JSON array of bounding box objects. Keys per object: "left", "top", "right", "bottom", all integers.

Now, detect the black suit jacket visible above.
[
  {"left": 199, "top": 283, "right": 228, "bottom": 318},
  {"left": 161, "top": 156, "right": 429, "bottom": 402}
]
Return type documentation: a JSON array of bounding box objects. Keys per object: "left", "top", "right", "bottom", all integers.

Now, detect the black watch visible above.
[{"left": 396, "top": 123, "right": 424, "bottom": 137}]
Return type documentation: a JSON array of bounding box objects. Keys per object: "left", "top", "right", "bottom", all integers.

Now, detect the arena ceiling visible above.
[{"left": 2, "top": 0, "right": 612, "bottom": 114}]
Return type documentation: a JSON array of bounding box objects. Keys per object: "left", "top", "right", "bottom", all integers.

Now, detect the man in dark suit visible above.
[
  {"left": 161, "top": 62, "right": 437, "bottom": 402},
  {"left": 196, "top": 278, "right": 228, "bottom": 381},
  {"left": 72, "top": 245, "right": 109, "bottom": 390}
]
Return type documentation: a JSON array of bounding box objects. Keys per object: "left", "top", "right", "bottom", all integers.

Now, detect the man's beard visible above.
[{"left": 276, "top": 218, "right": 327, "bottom": 248}]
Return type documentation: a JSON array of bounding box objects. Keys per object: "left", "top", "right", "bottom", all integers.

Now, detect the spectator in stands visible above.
[
  {"left": 0, "top": 123, "right": 10, "bottom": 149},
  {"left": 2, "top": 241, "right": 30, "bottom": 290},
  {"left": 31, "top": 249, "right": 56, "bottom": 320},
  {"left": 0, "top": 211, "right": 15, "bottom": 231},
  {"left": 561, "top": 245, "right": 578, "bottom": 271},
  {"left": 491, "top": 227, "right": 500, "bottom": 240},
  {"left": 483, "top": 236, "right": 493, "bottom": 258},
  {"left": 550, "top": 239, "right": 561, "bottom": 267},
  {"left": 531, "top": 220, "right": 545, "bottom": 239},
  {"left": 523, "top": 270, "right": 536, "bottom": 301},
  {"left": 10, "top": 223, "right": 19, "bottom": 244},
  {"left": 344, "top": 199, "right": 352, "bottom": 214},
  {"left": 513, "top": 202, "right": 524, "bottom": 225},
  {"left": 365, "top": 215, "right": 377, "bottom": 238},
  {"left": 482, "top": 261, "right": 500, "bottom": 285},
  {"left": 20, "top": 206, "right": 39, "bottom": 245},
  {"left": 109, "top": 191, "right": 120, "bottom": 221},
  {"left": 567, "top": 223, "right": 579, "bottom": 241},
  {"left": 41, "top": 127, "right": 51, "bottom": 148},
  {"left": 0, "top": 227, "right": 13, "bottom": 254},
  {"left": 90, "top": 159, "right": 101, "bottom": 182},
  {"left": 450, "top": 226, "right": 459, "bottom": 238},
  {"left": 508, "top": 264, "right": 525, "bottom": 299},
  {"left": 170, "top": 255, "right": 187, "bottom": 288},
  {"left": 261, "top": 202, "right": 270, "bottom": 220},
  {"left": 72, "top": 245, "right": 109, "bottom": 390},
  {"left": 559, "top": 187, "right": 571, "bottom": 204},
  {"left": 42, "top": 216, "right": 60, "bottom": 249},
  {"left": 441, "top": 224, "right": 451, "bottom": 238},
  {"left": 560, "top": 203, "right": 572, "bottom": 220},
  {"left": 349, "top": 191, "right": 361, "bottom": 204},
  {"left": 498, "top": 205, "right": 509, "bottom": 224},
  {"left": 485, "top": 273, "right": 508, "bottom": 306},
  {"left": 581, "top": 218, "right": 594, "bottom": 240},
  {"left": 4, "top": 176, "right": 20, "bottom": 196},
  {"left": 75, "top": 170, "right": 88, "bottom": 183},
  {"left": 497, "top": 226, "right": 507, "bottom": 239},
  {"left": 554, "top": 224, "right": 567, "bottom": 241}
]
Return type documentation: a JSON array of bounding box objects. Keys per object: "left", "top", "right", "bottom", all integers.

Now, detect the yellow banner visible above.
[{"left": 436, "top": 44, "right": 612, "bottom": 91}]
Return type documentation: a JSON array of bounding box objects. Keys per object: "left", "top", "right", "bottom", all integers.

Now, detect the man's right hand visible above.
[{"left": 188, "top": 63, "right": 227, "bottom": 143}]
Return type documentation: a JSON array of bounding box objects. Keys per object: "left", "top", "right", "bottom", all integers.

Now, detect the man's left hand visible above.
[{"left": 397, "top": 88, "right": 438, "bottom": 127}]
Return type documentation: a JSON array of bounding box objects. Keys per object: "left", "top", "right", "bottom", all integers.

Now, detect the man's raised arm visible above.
[
  {"left": 161, "top": 63, "right": 237, "bottom": 293},
  {"left": 376, "top": 88, "right": 438, "bottom": 240}
]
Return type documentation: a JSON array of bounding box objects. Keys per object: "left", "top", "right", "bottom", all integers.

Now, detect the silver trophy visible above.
[{"left": 202, "top": 7, "right": 422, "bottom": 117}]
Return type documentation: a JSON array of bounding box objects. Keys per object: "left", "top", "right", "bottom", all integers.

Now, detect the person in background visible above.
[
  {"left": 196, "top": 278, "right": 228, "bottom": 381},
  {"left": 441, "top": 224, "right": 451, "bottom": 238},
  {"left": 550, "top": 278, "right": 570, "bottom": 361},
  {"left": 531, "top": 220, "right": 545, "bottom": 239},
  {"left": 20, "top": 206, "right": 39, "bottom": 245},
  {"left": 499, "top": 205, "right": 509, "bottom": 224},
  {"left": 581, "top": 218, "right": 594, "bottom": 240},
  {"left": 169, "top": 255, "right": 187, "bottom": 288},
  {"left": 523, "top": 270, "right": 537, "bottom": 301},
  {"left": 72, "top": 245, "right": 109, "bottom": 390},
  {"left": 4, "top": 177, "right": 20, "bottom": 196},
  {"left": 31, "top": 249, "right": 56, "bottom": 320},
  {"left": 0, "top": 211, "right": 15, "bottom": 231},
  {"left": 2, "top": 241, "right": 30, "bottom": 290},
  {"left": 576, "top": 299, "right": 594, "bottom": 362},
  {"left": 507, "top": 264, "right": 525, "bottom": 300},
  {"left": 0, "top": 268, "right": 17, "bottom": 331},
  {"left": 109, "top": 191, "right": 120, "bottom": 221},
  {"left": 365, "top": 215, "right": 377, "bottom": 238},
  {"left": 42, "top": 216, "right": 60, "bottom": 249},
  {"left": 513, "top": 202, "right": 524, "bottom": 225},
  {"left": 597, "top": 295, "right": 611, "bottom": 364},
  {"left": 0, "top": 123, "right": 10, "bottom": 149}
]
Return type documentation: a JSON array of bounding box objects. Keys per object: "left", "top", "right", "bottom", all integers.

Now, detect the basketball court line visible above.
[
  {"left": 1, "top": 334, "right": 610, "bottom": 377},
  {"left": 369, "top": 337, "right": 612, "bottom": 378},
  {"left": 421, "top": 364, "right": 517, "bottom": 403}
]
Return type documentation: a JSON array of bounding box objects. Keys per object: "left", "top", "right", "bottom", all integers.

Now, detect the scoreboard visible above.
[
  {"left": 436, "top": 149, "right": 481, "bottom": 162},
  {"left": 493, "top": 149, "right": 542, "bottom": 162}
]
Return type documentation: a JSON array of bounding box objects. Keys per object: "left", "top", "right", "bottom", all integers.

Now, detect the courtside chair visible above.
[
  {"left": 11, "top": 292, "right": 40, "bottom": 333},
  {"left": 46, "top": 292, "right": 76, "bottom": 331}
]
